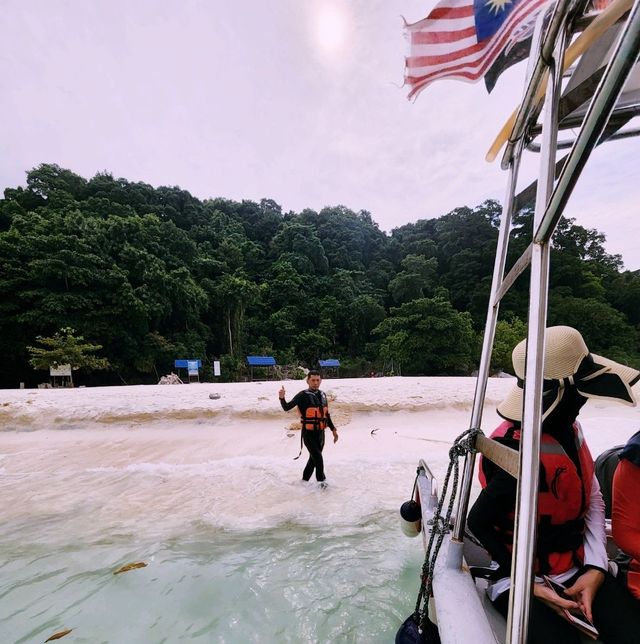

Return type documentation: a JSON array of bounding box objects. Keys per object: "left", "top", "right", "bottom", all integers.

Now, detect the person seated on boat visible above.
[
  {"left": 467, "top": 326, "right": 640, "bottom": 644},
  {"left": 612, "top": 429, "right": 640, "bottom": 602}
]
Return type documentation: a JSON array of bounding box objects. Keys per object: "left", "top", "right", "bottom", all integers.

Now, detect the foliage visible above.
[
  {"left": 28, "top": 327, "right": 109, "bottom": 373},
  {"left": 491, "top": 317, "right": 527, "bottom": 373},
  {"left": 373, "top": 297, "right": 477, "bottom": 375},
  {"left": 1, "top": 164, "right": 637, "bottom": 386}
]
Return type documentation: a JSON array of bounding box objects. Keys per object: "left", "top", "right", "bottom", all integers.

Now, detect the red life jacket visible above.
[
  {"left": 612, "top": 434, "right": 640, "bottom": 600},
  {"left": 299, "top": 391, "right": 329, "bottom": 431},
  {"left": 478, "top": 420, "right": 594, "bottom": 576}
]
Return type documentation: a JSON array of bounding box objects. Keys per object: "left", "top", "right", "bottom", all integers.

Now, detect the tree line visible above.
[{"left": 0, "top": 164, "right": 638, "bottom": 387}]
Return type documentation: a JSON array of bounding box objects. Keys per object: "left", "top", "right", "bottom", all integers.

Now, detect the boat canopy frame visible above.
[{"left": 439, "top": 1, "right": 640, "bottom": 642}]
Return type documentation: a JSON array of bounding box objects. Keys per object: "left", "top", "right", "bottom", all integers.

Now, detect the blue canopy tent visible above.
[
  {"left": 246, "top": 355, "right": 276, "bottom": 381},
  {"left": 318, "top": 359, "right": 340, "bottom": 378},
  {"left": 174, "top": 359, "right": 202, "bottom": 383}
]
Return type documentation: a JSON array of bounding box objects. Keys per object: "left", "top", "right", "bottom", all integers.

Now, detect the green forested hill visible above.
[{"left": 1, "top": 164, "right": 638, "bottom": 387}]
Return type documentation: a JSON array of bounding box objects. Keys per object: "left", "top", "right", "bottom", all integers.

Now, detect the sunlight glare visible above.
[{"left": 315, "top": 3, "right": 348, "bottom": 55}]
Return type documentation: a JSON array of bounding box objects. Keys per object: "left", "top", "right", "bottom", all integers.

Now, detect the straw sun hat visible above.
[{"left": 497, "top": 326, "right": 640, "bottom": 422}]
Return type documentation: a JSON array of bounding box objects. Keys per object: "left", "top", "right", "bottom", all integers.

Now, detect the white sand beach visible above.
[
  {"left": 1, "top": 376, "right": 638, "bottom": 643},
  {"left": 1, "top": 376, "right": 639, "bottom": 538}
]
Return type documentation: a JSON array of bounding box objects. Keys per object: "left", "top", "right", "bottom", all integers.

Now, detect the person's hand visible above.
[
  {"left": 278, "top": 386, "right": 285, "bottom": 399},
  {"left": 332, "top": 429, "right": 339, "bottom": 443},
  {"left": 564, "top": 568, "right": 605, "bottom": 622},
  {"left": 533, "top": 582, "right": 579, "bottom": 620}
]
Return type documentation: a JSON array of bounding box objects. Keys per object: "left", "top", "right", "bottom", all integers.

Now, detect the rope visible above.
[{"left": 412, "top": 427, "right": 483, "bottom": 634}]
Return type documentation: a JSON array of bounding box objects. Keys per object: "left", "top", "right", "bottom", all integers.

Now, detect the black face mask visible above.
[{"left": 542, "top": 387, "right": 588, "bottom": 431}]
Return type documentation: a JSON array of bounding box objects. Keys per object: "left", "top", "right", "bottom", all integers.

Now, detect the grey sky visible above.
[{"left": 1, "top": 0, "right": 638, "bottom": 269}]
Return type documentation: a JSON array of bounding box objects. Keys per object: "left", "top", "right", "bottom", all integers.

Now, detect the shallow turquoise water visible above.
[
  {"left": 0, "top": 396, "right": 454, "bottom": 644},
  {"left": 2, "top": 513, "right": 422, "bottom": 643}
]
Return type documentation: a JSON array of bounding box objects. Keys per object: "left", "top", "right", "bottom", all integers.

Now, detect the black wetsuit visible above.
[{"left": 280, "top": 389, "right": 335, "bottom": 482}]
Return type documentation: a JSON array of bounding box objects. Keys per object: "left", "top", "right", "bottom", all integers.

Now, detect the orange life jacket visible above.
[
  {"left": 478, "top": 420, "right": 594, "bottom": 576},
  {"left": 299, "top": 390, "right": 329, "bottom": 431}
]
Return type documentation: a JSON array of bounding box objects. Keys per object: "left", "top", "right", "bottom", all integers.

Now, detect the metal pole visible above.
[
  {"left": 535, "top": 0, "right": 640, "bottom": 242},
  {"left": 452, "top": 1, "right": 549, "bottom": 543},
  {"left": 501, "top": 0, "right": 575, "bottom": 168},
  {"left": 452, "top": 141, "right": 523, "bottom": 543},
  {"left": 506, "top": 26, "right": 567, "bottom": 644}
]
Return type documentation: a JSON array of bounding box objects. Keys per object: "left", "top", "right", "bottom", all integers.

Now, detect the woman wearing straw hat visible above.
[{"left": 468, "top": 326, "right": 640, "bottom": 643}]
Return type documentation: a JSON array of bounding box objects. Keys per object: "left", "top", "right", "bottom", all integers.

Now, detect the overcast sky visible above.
[{"left": 1, "top": 0, "right": 638, "bottom": 269}]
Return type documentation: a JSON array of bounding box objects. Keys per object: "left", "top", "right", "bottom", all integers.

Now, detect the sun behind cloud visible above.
[{"left": 314, "top": 2, "right": 348, "bottom": 55}]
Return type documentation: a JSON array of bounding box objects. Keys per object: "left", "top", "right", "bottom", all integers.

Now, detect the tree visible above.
[
  {"left": 388, "top": 254, "right": 437, "bottom": 304},
  {"left": 373, "top": 296, "right": 477, "bottom": 375},
  {"left": 547, "top": 295, "right": 639, "bottom": 367},
  {"left": 2, "top": 164, "right": 637, "bottom": 386},
  {"left": 27, "top": 327, "right": 110, "bottom": 385},
  {"left": 294, "top": 329, "right": 332, "bottom": 367},
  {"left": 26, "top": 163, "right": 87, "bottom": 200},
  {"left": 490, "top": 317, "right": 527, "bottom": 373},
  {"left": 214, "top": 274, "right": 260, "bottom": 356},
  {"left": 270, "top": 222, "right": 328, "bottom": 274},
  {"left": 344, "top": 295, "right": 387, "bottom": 354}
]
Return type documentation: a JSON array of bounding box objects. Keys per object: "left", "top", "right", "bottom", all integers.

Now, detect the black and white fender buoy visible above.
[
  {"left": 400, "top": 499, "right": 422, "bottom": 537},
  {"left": 396, "top": 614, "right": 440, "bottom": 644}
]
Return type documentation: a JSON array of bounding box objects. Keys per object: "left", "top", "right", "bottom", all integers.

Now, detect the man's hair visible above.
[{"left": 307, "top": 369, "right": 321, "bottom": 378}]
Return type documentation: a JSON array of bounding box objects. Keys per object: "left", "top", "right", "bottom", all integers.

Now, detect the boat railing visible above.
[
  {"left": 417, "top": 459, "right": 439, "bottom": 507},
  {"left": 440, "top": 0, "right": 640, "bottom": 641}
]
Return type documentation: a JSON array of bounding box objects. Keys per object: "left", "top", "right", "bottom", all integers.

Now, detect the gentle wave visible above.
[
  {"left": 0, "top": 377, "right": 516, "bottom": 431},
  {"left": 0, "top": 397, "right": 506, "bottom": 431}
]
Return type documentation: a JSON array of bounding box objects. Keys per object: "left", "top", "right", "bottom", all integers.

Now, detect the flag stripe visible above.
[
  {"left": 405, "top": 0, "right": 479, "bottom": 29},
  {"left": 408, "top": 16, "right": 477, "bottom": 32},
  {"left": 411, "top": 25, "right": 477, "bottom": 44},
  {"left": 428, "top": 5, "right": 476, "bottom": 19},
  {"left": 410, "top": 36, "right": 478, "bottom": 56},
  {"left": 408, "top": 40, "right": 485, "bottom": 67}
]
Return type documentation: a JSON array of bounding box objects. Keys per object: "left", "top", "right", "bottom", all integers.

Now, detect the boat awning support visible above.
[
  {"left": 507, "top": 19, "right": 568, "bottom": 641},
  {"left": 451, "top": 141, "right": 523, "bottom": 545},
  {"left": 535, "top": 0, "right": 640, "bottom": 244}
]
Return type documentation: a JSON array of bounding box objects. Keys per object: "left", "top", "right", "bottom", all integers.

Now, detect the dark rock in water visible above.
[{"left": 209, "top": 393, "right": 221, "bottom": 400}]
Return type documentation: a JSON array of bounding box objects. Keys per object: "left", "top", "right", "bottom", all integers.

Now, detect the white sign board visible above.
[
  {"left": 213, "top": 361, "right": 221, "bottom": 377},
  {"left": 50, "top": 364, "right": 72, "bottom": 377}
]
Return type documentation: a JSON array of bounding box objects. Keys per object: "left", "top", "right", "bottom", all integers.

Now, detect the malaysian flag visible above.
[{"left": 404, "top": 0, "right": 551, "bottom": 99}]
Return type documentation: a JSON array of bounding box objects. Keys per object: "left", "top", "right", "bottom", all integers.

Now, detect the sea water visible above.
[
  {"left": 3, "top": 379, "right": 503, "bottom": 644},
  {"left": 0, "top": 407, "right": 456, "bottom": 644},
  {"left": 1, "top": 504, "right": 424, "bottom": 643},
  {"left": 3, "top": 379, "right": 633, "bottom": 643}
]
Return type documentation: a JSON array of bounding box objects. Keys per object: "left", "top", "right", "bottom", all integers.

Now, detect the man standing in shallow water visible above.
[{"left": 279, "top": 370, "right": 338, "bottom": 486}]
